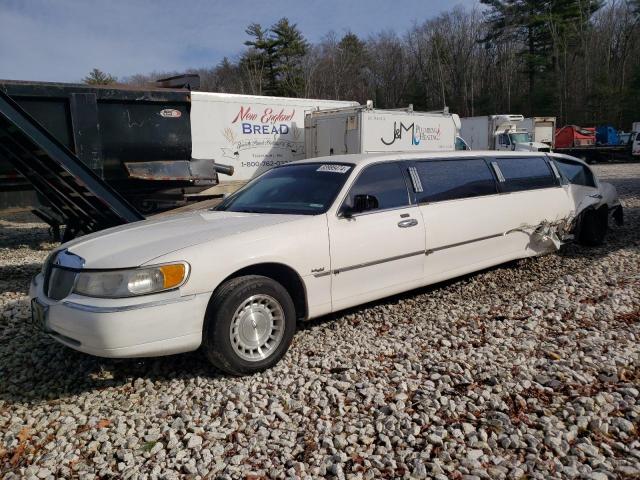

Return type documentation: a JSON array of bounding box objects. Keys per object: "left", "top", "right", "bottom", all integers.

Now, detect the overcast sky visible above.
[{"left": 0, "top": 0, "right": 479, "bottom": 83}]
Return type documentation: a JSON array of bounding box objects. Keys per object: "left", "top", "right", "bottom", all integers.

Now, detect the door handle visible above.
[{"left": 397, "top": 219, "right": 418, "bottom": 228}]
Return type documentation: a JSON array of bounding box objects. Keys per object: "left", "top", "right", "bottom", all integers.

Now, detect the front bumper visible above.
[{"left": 29, "top": 274, "right": 211, "bottom": 358}]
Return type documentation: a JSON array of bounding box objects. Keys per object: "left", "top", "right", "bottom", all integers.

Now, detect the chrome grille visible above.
[
  {"left": 44, "top": 249, "right": 84, "bottom": 301},
  {"left": 47, "top": 267, "right": 78, "bottom": 300}
]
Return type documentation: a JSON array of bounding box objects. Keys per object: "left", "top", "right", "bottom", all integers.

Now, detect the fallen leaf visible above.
[
  {"left": 97, "top": 419, "right": 111, "bottom": 429},
  {"left": 17, "top": 427, "right": 31, "bottom": 443}
]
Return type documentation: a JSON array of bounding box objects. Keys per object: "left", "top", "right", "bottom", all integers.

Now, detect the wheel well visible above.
[{"left": 223, "top": 263, "right": 308, "bottom": 320}]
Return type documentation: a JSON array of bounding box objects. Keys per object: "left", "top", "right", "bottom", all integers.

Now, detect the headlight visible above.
[{"left": 73, "top": 263, "right": 189, "bottom": 298}]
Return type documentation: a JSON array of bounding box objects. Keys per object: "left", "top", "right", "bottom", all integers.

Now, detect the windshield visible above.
[
  {"left": 509, "top": 132, "right": 532, "bottom": 144},
  {"left": 216, "top": 163, "right": 354, "bottom": 215}
]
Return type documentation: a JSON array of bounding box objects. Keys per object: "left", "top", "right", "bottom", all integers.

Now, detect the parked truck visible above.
[
  {"left": 460, "top": 115, "right": 551, "bottom": 152},
  {"left": 555, "top": 124, "right": 639, "bottom": 162},
  {"left": 191, "top": 92, "right": 357, "bottom": 195},
  {"left": 304, "top": 103, "right": 462, "bottom": 158},
  {"left": 521, "top": 116, "right": 556, "bottom": 147}
]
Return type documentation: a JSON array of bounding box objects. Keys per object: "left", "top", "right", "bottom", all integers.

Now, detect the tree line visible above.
[{"left": 86, "top": 0, "right": 640, "bottom": 130}]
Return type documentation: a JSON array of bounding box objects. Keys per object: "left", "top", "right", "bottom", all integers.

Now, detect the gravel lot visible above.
[{"left": 1, "top": 164, "right": 639, "bottom": 480}]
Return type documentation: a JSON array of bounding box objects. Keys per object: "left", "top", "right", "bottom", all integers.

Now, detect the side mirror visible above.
[
  {"left": 340, "top": 194, "right": 379, "bottom": 218},
  {"left": 354, "top": 194, "right": 379, "bottom": 212}
]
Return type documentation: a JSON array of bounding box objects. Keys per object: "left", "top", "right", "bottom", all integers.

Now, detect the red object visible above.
[{"left": 555, "top": 125, "right": 596, "bottom": 148}]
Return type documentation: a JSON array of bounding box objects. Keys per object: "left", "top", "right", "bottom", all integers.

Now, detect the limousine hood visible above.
[{"left": 62, "top": 211, "right": 303, "bottom": 269}]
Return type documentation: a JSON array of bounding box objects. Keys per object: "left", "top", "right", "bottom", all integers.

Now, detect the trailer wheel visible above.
[
  {"left": 202, "top": 275, "right": 296, "bottom": 375},
  {"left": 578, "top": 206, "right": 608, "bottom": 246}
]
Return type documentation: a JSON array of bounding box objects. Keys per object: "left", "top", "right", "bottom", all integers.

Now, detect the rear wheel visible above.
[
  {"left": 203, "top": 275, "right": 296, "bottom": 375},
  {"left": 578, "top": 206, "right": 608, "bottom": 246}
]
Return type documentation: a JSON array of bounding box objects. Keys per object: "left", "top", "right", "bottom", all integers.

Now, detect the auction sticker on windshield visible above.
[{"left": 317, "top": 165, "right": 351, "bottom": 173}]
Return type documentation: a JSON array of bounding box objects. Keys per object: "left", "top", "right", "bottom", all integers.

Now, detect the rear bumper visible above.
[{"left": 29, "top": 274, "right": 211, "bottom": 358}]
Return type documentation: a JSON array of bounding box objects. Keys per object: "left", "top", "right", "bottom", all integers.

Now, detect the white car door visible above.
[
  {"left": 328, "top": 162, "right": 425, "bottom": 311},
  {"left": 412, "top": 157, "right": 505, "bottom": 280},
  {"left": 415, "top": 156, "right": 570, "bottom": 283}
]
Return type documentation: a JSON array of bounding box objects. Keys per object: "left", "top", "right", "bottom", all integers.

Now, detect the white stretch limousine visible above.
[{"left": 30, "top": 152, "right": 622, "bottom": 374}]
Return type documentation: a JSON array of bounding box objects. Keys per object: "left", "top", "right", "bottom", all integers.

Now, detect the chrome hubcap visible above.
[{"left": 230, "top": 294, "right": 284, "bottom": 362}]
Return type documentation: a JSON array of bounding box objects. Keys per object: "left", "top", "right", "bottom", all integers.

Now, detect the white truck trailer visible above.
[
  {"left": 521, "top": 117, "right": 556, "bottom": 148},
  {"left": 304, "top": 103, "right": 462, "bottom": 158},
  {"left": 460, "top": 114, "right": 551, "bottom": 152},
  {"left": 190, "top": 92, "right": 357, "bottom": 193}
]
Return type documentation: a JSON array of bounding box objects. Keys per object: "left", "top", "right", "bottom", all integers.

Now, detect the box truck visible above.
[
  {"left": 191, "top": 92, "right": 357, "bottom": 194},
  {"left": 521, "top": 117, "right": 556, "bottom": 147},
  {"left": 304, "top": 103, "right": 462, "bottom": 158},
  {"left": 460, "top": 115, "right": 551, "bottom": 152}
]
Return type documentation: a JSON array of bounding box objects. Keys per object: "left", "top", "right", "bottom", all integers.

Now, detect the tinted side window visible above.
[
  {"left": 494, "top": 157, "right": 557, "bottom": 192},
  {"left": 554, "top": 159, "right": 596, "bottom": 187},
  {"left": 343, "top": 163, "right": 409, "bottom": 211},
  {"left": 415, "top": 159, "right": 497, "bottom": 203}
]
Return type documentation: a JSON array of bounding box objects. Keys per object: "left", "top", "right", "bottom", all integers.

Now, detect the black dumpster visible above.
[{"left": 0, "top": 79, "right": 217, "bottom": 213}]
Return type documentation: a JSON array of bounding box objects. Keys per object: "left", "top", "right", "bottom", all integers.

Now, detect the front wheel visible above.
[{"left": 203, "top": 275, "right": 296, "bottom": 375}]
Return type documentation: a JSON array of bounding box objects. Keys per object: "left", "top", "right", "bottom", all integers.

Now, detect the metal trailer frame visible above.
[{"left": 0, "top": 89, "right": 144, "bottom": 239}]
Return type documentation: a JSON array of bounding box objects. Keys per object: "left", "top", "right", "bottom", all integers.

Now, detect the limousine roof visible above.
[{"left": 297, "top": 150, "right": 570, "bottom": 168}]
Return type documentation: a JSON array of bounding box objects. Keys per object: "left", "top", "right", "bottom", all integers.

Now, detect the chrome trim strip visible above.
[
  {"left": 334, "top": 250, "right": 424, "bottom": 275},
  {"left": 490, "top": 162, "right": 506, "bottom": 182},
  {"left": 62, "top": 294, "right": 197, "bottom": 313},
  {"left": 339, "top": 204, "right": 416, "bottom": 219},
  {"left": 408, "top": 167, "right": 423, "bottom": 193},
  {"left": 426, "top": 232, "right": 504, "bottom": 255}
]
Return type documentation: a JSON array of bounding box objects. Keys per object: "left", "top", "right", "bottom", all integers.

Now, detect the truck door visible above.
[
  {"left": 314, "top": 117, "right": 348, "bottom": 157},
  {"left": 497, "top": 133, "right": 510, "bottom": 151}
]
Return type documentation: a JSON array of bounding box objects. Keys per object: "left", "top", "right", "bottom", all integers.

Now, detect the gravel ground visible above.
[{"left": 1, "top": 164, "right": 639, "bottom": 480}]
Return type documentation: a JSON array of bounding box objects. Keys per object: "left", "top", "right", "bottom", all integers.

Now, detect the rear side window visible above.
[
  {"left": 493, "top": 157, "right": 557, "bottom": 192},
  {"left": 415, "top": 159, "right": 497, "bottom": 203},
  {"left": 343, "top": 162, "right": 410, "bottom": 211},
  {"left": 554, "top": 159, "right": 596, "bottom": 187}
]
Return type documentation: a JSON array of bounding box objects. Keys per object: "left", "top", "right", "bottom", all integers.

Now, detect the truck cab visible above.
[
  {"left": 496, "top": 130, "right": 550, "bottom": 152},
  {"left": 461, "top": 114, "right": 551, "bottom": 152}
]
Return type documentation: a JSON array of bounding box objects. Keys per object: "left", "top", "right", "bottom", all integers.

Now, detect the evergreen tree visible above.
[
  {"left": 271, "top": 18, "right": 309, "bottom": 96},
  {"left": 337, "top": 33, "right": 369, "bottom": 102},
  {"left": 243, "top": 23, "right": 279, "bottom": 95},
  {"left": 242, "top": 18, "right": 308, "bottom": 97},
  {"left": 481, "top": 0, "right": 602, "bottom": 115},
  {"left": 83, "top": 68, "right": 117, "bottom": 85}
]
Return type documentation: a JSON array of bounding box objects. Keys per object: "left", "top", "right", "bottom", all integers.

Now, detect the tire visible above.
[
  {"left": 202, "top": 275, "right": 296, "bottom": 375},
  {"left": 578, "top": 206, "right": 608, "bottom": 246}
]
